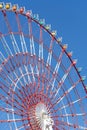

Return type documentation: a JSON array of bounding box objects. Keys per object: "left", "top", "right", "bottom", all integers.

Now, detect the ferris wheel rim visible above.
[{"left": 0, "top": 7, "right": 86, "bottom": 94}]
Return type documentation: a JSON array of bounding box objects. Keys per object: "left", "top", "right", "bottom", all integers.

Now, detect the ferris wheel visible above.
[{"left": 0, "top": 2, "right": 87, "bottom": 130}]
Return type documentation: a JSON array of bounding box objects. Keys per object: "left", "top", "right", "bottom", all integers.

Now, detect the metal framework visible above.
[{"left": 0, "top": 2, "right": 87, "bottom": 130}]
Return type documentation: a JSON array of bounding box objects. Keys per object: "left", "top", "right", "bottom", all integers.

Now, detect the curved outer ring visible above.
[{"left": 0, "top": 8, "right": 86, "bottom": 94}]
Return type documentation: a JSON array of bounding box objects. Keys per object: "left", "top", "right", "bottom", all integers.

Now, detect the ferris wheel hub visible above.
[{"left": 35, "top": 103, "right": 54, "bottom": 130}]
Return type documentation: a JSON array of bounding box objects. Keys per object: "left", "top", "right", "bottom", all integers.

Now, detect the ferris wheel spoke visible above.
[
  {"left": 0, "top": 64, "right": 26, "bottom": 93},
  {"left": 15, "top": 123, "right": 30, "bottom": 130},
  {"left": 2, "top": 54, "right": 23, "bottom": 86},
  {"left": 38, "top": 26, "right": 45, "bottom": 92},
  {"left": 54, "top": 121, "right": 70, "bottom": 130},
  {"left": 19, "top": 85, "right": 30, "bottom": 102},
  {"left": 59, "top": 79, "right": 80, "bottom": 105},
  {"left": 44, "top": 37, "right": 55, "bottom": 95},
  {"left": 57, "top": 95, "right": 87, "bottom": 111},
  {"left": 0, "top": 106, "right": 28, "bottom": 118},
  {"left": 15, "top": 13, "right": 32, "bottom": 85},
  {"left": 0, "top": 68, "right": 18, "bottom": 89},
  {"left": 49, "top": 78, "right": 81, "bottom": 110},
  {"left": 45, "top": 45, "right": 67, "bottom": 96},
  {"left": 68, "top": 123, "right": 87, "bottom": 129},
  {"left": 54, "top": 119, "right": 87, "bottom": 129},
  {"left": 0, "top": 52, "right": 5, "bottom": 64},
  {"left": 20, "top": 33, "right": 28, "bottom": 53},
  {"left": 0, "top": 107, "right": 14, "bottom": 113},
  {"left": 0, "top": 117, "right": 30, "bottom": 123},
  {"left": 1, "top": 11, "right": 20, "bottom": 54},
  {"left": 0, "top": 98, "right": 25, "bottom": 116},
  {"left": 0, "top": 82, "right": 29, "bottom": 112},
  {"left": 11, "top": 83, "right": 35, "bottom": 109},
  {"left": 46, "top": 37, "right": 54, "bottom": 67},
  {"left": 29, "top": 36, "right": 36, "bottom": 56},
  {"left": 12, "top": 54, "right": 32, "bottom": 86},
  {"left": 24, "top": 65, "right": 31, "bottom": 83},
  {"left": 28, "top": 17, "right": 39, "bottom": 75},
  {"left": 0, "top": 35, "right": 13, "bottom": 56},
  {"left": 12, "top": 90, "right": 29, "bottom": 111},
  {"left": 0, "top": 37, "right": 27, "bottom": 87},
  {"left": 54, "top": 120, "right": 71, "bottom": 128},
  {"left": 15, "top": 13, "right": 28, "bottom": 53},
  {"left": 18, "top": 68, "right": 27, "bottom": 85},
  {"left": 10, "top": 33, "right": 20, "bottom": 54},
  {"left": 2, "top": 11, "right": 31, "bottom": 86},
  {"left": 55, "top": 62, "right": 76, "bottom": 97},
  {"left": 27, "top": 17, "right": 40, "bottom": 89},
  {"left": 2, "top": 85, "right": 32, "bottom": 112},
  {"left": 2, "top": 11, "right": 20, "bottom": 54},
  {"left": 28, "top": 17, "right": 36, "bottom": 56},
  {"left": 49, "top": 48, "right": 65, "bottom": 91},
  {"left": 0, "top": 92, "right": 27, "bottom": 114},
  {"left": 30, "top": 64, "right": 35, "bottom": 82},
  {"left": 53, "top": 113, "right": 86, "bottom": 118},
  {"left": 34, "top": 40, "right": 44, "bottom": 93},
  {"left": 39, "top": 26, "right": 43, "bottom": 61},
  {"left": 1, "top": 65, "right": 32, "bottom": 98}
]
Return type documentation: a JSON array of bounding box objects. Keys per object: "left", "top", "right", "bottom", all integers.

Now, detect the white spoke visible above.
[
  {"left": 0, "top": 35, "right": 13, "bottom": 56},
  {"left": 55, "top": 79, "right": 80, "bottom": 105},
  {"left": 58, "top": 96, "right": 86, "bottom": 111},
  {"left": 50, "top": 50, "right": 64, "bottom": 89},
  {"left": 46, "top": 38, "right": 54, "bottom": 66},
  {"left": 20, "top": 33, "right": 28, "bottom": 53},
  {"left": 55, "top": 63, "right": 73, "bottom": 97},
  {"left": 10, "top": 33, "right": 20, "bottom": 54}
]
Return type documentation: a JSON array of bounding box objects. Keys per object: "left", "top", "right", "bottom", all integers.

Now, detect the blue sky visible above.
[{"left": 2, "top": 0, "right": 87, "bottom": 84}]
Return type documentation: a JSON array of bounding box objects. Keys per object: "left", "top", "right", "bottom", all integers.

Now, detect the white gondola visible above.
[
  {"left": 57, "top": 37, "right": 62, "bottom": 43},
  {"left": 39, "top": 19, "right": 45, "bottom": 25},
  {"left": 51, "top": 30, "right": 57, "bottom": 36},
  {"left": 67, "top": 51, "right": 73, "bottom": 57},
  {"left": 19, "top": 7, "right": 25, "bottom": 14},
  {"left": 45, "top": 24, "right": 51, "bottom": 30},
  {"left": 62, "top": 44, "right": 68, "bottom": 50},
  {"left": 33, "top": 14, "right": 39, "bottom": 20},
  {"left": 81, "top": 76, "right": 86, "bottom": 81},
  {"left": 77, "top": 67, "right": 82, "bottom": 73},
  {"left": 26, "top": 10, "right": 32, "bottom": 17},
  {"left": 72, "top": 59, "right": 77, "bottom": 65}
]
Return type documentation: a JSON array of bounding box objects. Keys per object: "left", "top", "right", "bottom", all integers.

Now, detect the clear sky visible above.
[{"left": 2, "top": 0, "right": 87, "bottom": 84}]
